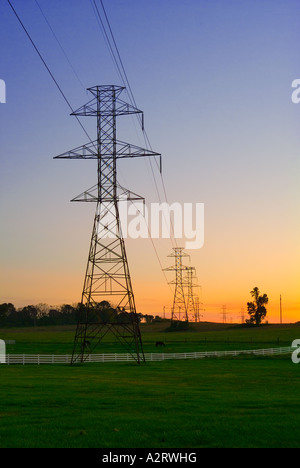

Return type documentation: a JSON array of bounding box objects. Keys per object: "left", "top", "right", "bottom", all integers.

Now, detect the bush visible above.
[{"left": 165, "top": 320, "right": 190, "bottom": 332}]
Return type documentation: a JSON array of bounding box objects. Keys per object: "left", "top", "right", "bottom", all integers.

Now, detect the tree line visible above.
[
  {"left": 0, "top": 301, "right": 165, "bottom": 328},
  {"left": 0, "top": 286, "right": 269, "bottom": 328}
]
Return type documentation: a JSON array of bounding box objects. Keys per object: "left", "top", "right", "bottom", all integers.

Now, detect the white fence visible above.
[{"left": 3, "top": 346, "right": 294, "bottom": 365}]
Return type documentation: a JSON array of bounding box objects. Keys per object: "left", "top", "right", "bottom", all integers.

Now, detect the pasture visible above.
[{"left": 0, "top": 323, "right": 300, "bottom": 448}]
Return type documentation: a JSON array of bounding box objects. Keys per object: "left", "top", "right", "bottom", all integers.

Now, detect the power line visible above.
[
  {"left": 7, "top": 0, "right": 95, "bottom": 150},
  {"left": 34, "top": 0, "right": 86, "bottom": 91},
  {"left": 97, "top": 0, "right": 164, "bottom": 175},
  {"left": 99, "top": 0, "right": 139, "bottom": 116},
  {"left": 89, "top": 0, "right": 126, "bottom": 88},
  {"left": 127, "top": 199, "right": 174, "bottom": 295},
  {"left": 92, "top": 0, "right": 178, "bottom": 248},
  {"left": 8, "top": 0, "right": 178, "bottom": 302}
]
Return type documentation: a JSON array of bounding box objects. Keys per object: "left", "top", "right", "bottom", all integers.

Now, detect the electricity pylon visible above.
[
  {"left": 194, "top": 296, "right": 205, "bottom": 322},
  {"left": 54, "top": 85, "right": 160, "bottom": 364},
  {"left": 221, "top": 305, "right": 227, "bottom": 324},
  {"left": 185, "top": 266, "right": 197, "bottom": 321},
  {"left": 164, "top": 247, "right": 189, "bottom": 322}
]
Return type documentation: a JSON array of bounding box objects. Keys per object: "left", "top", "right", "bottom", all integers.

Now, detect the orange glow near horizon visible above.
[
  {"left": 0, "top": 0, "right": 299, "bottom": 329},
  {"left": 1, "top": 223, "right": 300, "bottom": 324},
  {"left": 1, "top": 262, "right": 299, "bottom": 324}
]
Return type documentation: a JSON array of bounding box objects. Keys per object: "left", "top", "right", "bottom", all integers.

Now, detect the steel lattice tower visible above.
[
  {"left": 164, "top": 247, "right": 189, "bottom": 322},
  {"left": 185, "top": 266, "right": 197, "bottom": 322},
  {"left": 54, "top": 85, "right": 160, "bottom": 364}
]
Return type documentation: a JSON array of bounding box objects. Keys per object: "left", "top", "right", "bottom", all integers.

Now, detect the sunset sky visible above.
[{"left": 0, "top": 0, "right": 299, "bottom": 323}]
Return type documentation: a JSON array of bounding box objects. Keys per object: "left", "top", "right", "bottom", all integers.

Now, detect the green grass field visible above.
[
  {"left": 1, "top": 321, "right": 299, "bottom": 354},
  {"left": 1, "top": 323, "right": 300, "bottom": 448}
]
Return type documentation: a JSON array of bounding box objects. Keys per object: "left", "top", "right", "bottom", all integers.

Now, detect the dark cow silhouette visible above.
[{"left": 155, "top": 341, "right": 165, "bottom": 348}]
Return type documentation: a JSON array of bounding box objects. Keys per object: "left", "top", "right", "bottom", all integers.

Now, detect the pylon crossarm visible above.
[
  {"left": 70, "top": 97, "right": 143, "bottom": 117},
  {"left": 54, "top": 140, "right": 160, "bottom": 161}
]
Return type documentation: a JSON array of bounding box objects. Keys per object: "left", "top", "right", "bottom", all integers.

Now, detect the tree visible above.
[
  {"left": 93, "top": 301, "right": 117, "bottom": 323},
  {"left": 0, "top": 303, "right": 16, "bottom": 326},
  {"left": 246, "top": 287, "right": 269, "bottom": 326},
  {"left": 143, "top": 314, "right": 154, "bottom": 324},
  {"left": 21, "top": 305, "right": 39, "bottom": 327},
  {"left": 59, "top": 304, "right": 77, "bottom": 324}
]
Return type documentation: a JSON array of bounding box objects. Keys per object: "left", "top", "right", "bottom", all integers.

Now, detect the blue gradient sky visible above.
[{"left": 0, "top": 0, "right": 299, "bottom": 322}]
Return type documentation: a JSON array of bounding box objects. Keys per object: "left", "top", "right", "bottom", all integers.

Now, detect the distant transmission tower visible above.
[
  {"left": 185, "top": 267, "right": 197, "bottom": 322},
  {"left": 164, "top": 248, "right": 189, "bottom": 322},
  {"left": 55, "top": 85, "right": 160, "bottom": 364},
  {"left": 221, "top": 305, "right": 227, "bottom": 324},
  {"left": 241, "top": 307, "right": 245, "bottom": 324},
  {"left": 194, "top": 296, "right": 204, "bottom": 322}
]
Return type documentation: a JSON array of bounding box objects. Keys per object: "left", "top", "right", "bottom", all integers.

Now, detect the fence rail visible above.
[{"left": 2, "top": 346, "right": 294, "bottom": 365}]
